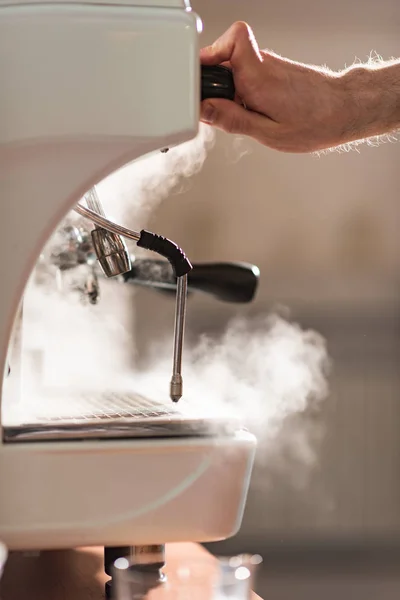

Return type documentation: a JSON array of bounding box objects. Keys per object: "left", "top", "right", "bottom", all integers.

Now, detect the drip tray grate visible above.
[{"left": 3, "top": 391, "right": 236, "bottom": 443}]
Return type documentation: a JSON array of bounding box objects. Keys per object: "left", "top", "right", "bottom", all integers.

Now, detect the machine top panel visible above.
[{"left": 0, "top": 0, "right": 191, "bottom": 7}]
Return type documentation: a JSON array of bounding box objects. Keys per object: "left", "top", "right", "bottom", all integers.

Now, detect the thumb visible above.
[{"left": 200, "top": 98, "right": 273, "bottom": 138}]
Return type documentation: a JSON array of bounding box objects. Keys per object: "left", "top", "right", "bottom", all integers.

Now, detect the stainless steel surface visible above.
[
  {"left": 131, "top": 545, "right": 166, "bottom": 566},
  {"left": 112, "top": 545, "right": 167, "bottom": 598},
  {"left": 91, "top": 228, "right": 132, "bottom": 278},
  {"left": 83, "top": 268, "right": 100, "bottom": 305},
  {"left": 112, "top": 558, "right": 165, "bottom": 600},
  {"left": 170, "top": 374, "right": 183, "bottom": 403},
  {"left": 48, "top": 225, "right": 96, "bottom": 271},
  {"left": 3, "top": 391, "right": 239, "bottom": 443},
  {"left": 74, "top": 204, "right": 141, "bottom": 242},
  {"left": 84, "top": 187, "right": 106, "bottom": 217},
  {"left": 43, "top": 224, "right": 100, "bottom": 302},
  {"left": 84, "top": 187, "right": 132, "bottom": 278},
  {"left": 170, "top": 275, "right": 188, "bottom": 402}
]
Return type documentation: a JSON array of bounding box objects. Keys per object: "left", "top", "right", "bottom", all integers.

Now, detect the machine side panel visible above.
[{"left": 0, "top": 5, "right": 199, "bottom": 415}]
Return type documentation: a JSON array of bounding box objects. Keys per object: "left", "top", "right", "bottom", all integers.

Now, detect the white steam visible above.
[
  {"left": 96, "top": 123, "right": 215, "bottom": 225},
  {"left": 133, "top": 314, "right": 329, "bottom": 448},
  {"left": 6, "top": 286, "right": 329, "bottom": 463},
  {"left": 20, "top": 281, "right": 135, "bottom": 391},
  {"left": 3, "top": 124, "right": 329, "bottom": 486}
]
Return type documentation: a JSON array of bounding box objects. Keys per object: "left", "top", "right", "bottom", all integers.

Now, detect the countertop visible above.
[{"left": 0, "top": 542, "right": 262, "bottom": 599}]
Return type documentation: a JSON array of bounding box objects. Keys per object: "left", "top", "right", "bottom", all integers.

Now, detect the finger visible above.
[
  {"left": 200, "top": 98, "right": 276, "bottom": 138},
  {"left": 200, "top": 21, "right": 263, "bottom": 69},
  {"left": 216, "top": 61, "right": 244, "bottom": 105}
]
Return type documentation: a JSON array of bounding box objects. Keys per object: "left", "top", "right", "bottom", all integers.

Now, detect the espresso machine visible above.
[{"left": 0, "top": 0, "right": 257, "bottom": 594}]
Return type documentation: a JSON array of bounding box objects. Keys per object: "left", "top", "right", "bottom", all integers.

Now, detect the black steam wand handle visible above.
[
  {"left": 136, "top": 231, "right": 191, "bottom": 402},
  {"left": 201, "top": 65, "right": 235, "bottom": 101},
  {"left": 122, "top": 260, "right": 259, "bottom": 304},
  {"left": 160, "top": 66, "right": 235, "bottom": 153}
]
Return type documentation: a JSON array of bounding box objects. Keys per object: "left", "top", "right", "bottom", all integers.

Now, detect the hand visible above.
[{"left": 200, "top": 22, "right": 356, "bottom": 153}]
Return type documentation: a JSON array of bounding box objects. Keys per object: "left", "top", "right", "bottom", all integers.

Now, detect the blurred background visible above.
[{"left": 134, "top": 0, "right": 400, "bottom": 596}]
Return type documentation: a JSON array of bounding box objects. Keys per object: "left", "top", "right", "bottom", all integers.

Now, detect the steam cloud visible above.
[
  {"left": 4, "top": 124, "right": 329, "bottom": 488},
  {"left": 134, "top": 314, "right": 329, "bottom": 450},
  {"left": 96, "top": 123, "right": 216, "bottom": 226}
]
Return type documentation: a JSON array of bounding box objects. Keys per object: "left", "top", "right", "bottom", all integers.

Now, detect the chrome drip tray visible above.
[{"left": 3, "top": 390, "right": 236, "bottom": 443}]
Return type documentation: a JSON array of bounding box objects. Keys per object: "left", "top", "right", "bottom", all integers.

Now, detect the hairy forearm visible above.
[
  {"left": 337, "top": 60, "right": 400, "bottom": 143},
  {"left": 200, "top": 21, "right": 400, "bottom": 153}
]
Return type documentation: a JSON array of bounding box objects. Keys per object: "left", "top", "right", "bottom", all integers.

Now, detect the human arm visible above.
[{"left": 200, "top": 22, "right": 400, "bottom": 153}]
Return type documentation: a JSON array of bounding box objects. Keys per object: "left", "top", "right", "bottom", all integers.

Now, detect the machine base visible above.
[{"left": 0, "top": 430, "right": 256, "bottom": 551}]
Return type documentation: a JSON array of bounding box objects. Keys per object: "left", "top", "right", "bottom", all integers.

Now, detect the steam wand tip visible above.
[{"left": 170, "top": 374, "right": 183, "bottom": 403}]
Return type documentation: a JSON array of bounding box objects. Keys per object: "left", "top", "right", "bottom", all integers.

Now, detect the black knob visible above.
[
  {"left": 201, "top": 65, "right": 235, "bottom": 101},
  {"left": 123, "top": 260, "right": 259, "bottom": 304},
  {"left": 160, "top": 65, "right": 236, "bottom": 154}
]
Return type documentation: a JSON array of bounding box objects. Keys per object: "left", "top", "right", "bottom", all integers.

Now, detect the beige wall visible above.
[
  {"left": 152, "top": 0, "right": 400, "bottom": 304},
  {"left": 133, "top": 0, "right": 400, "bottom": 544}
]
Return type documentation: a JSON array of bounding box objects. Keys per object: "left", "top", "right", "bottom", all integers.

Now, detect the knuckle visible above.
[
  {"left": 231, "top": 21, "right": 254, "bottom": 42},
  {"left": 226, "top": 114, "right": 247, "bottom": 135},
  {"left": 231, "top": 21, "right": 250, "bottom": 35}
]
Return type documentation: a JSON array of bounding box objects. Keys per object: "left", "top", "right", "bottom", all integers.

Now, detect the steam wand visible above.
[
  {"left": 74, "top": 201, "right": 192, "bottom": 402},
  {"left": 170, "top": 275, "right": 187, "bottom": 401}
]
